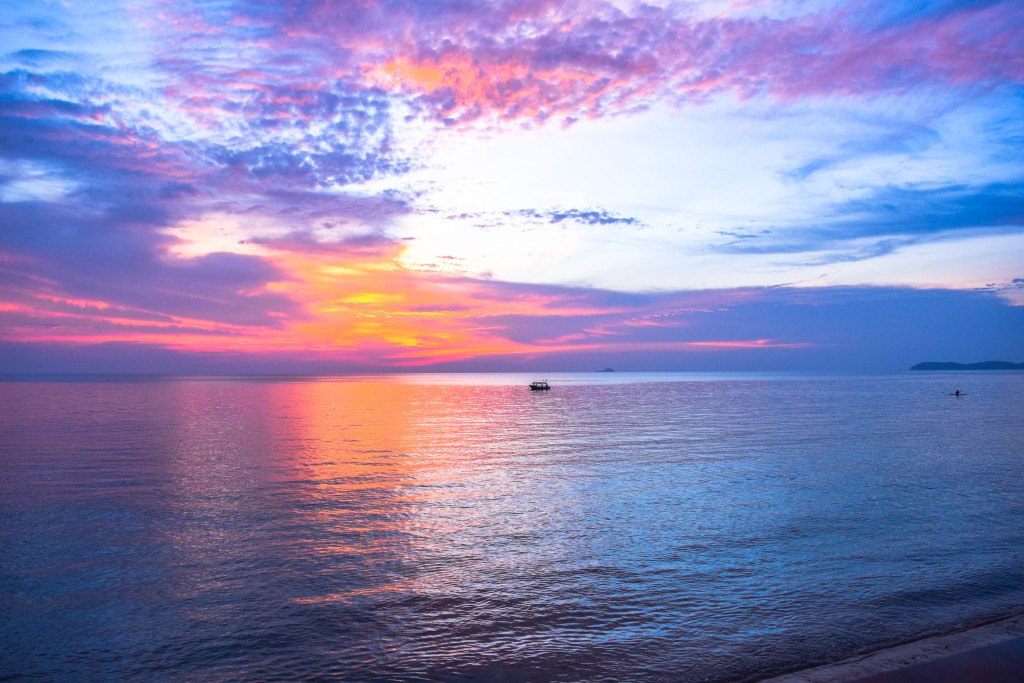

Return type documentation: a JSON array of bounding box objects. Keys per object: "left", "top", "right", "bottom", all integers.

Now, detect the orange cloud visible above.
[
  {"left": 365, "top": 52, "right": 622, "bottom": 125},
  {"left": 2, "top": 236, "right": 811, "bottom": 367}
]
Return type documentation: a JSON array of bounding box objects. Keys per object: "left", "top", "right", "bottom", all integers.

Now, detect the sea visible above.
[{"left": 2, "top": 371, "right": 1023, "bottom": 682}]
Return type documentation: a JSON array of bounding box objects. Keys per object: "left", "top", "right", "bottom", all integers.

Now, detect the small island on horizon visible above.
[{"left": 911, "top": 360, "right": 1024, "bottom": 371}]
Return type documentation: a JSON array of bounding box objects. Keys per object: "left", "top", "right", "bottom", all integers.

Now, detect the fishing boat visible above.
[{"left": 529, "top": 380, "right": 550, "bottom": 391}]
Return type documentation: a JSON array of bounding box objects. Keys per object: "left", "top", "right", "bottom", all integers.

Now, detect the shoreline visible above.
[{"left": 761, "top": 612, "right": 1024, "bottom": 682}]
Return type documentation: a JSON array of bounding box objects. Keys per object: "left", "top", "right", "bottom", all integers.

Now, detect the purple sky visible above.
[{"left": 1, "top": 0, "right": 1023, "bottom": 372}]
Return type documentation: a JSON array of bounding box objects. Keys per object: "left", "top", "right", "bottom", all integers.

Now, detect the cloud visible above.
[
  {"left": 245, "top": 231, "right": 405, "bottom": 258},
  {"left": 831, "top": 182, "right": 1024, "bottom": 234},
  {"left": 516, "top": 207, "right": 643, "bottom": 226},
  {"left": 253, "top": 189, "right": 414, "bottom": 224},
  {"left": 349, "top": 0, "right": 1024, "bottom": 125},
  {"left": 784, "top": 121, "right": 943, "bottom": 180},
  {"left": 711, "top": 181, "right": 1024, "bottom": 261},
  {"left": 2, "top": 0, "right": 1022, "bottom": 375},
  {"left": 122, "top": 0, "right": 1024, "bottom": 133},
  {"left": 4, "top": 280, "right": 1022, "bottom": 372},
  {"left": 974, "top": 275, "right": 1024, "bottom": 299},
  {"left": 0, "top": 52, "right": 414, "bottom": 336},
  {"left": 193, "top": 86, "right": 405, "bottom": 188},
  {"left": 6, "top": 49, "right": 87, "bottom": 70},
  {"left": 444, "top": 206, "right": 644, "bottom": 229}
]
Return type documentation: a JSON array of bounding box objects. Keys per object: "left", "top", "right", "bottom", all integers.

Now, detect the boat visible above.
[{"left": 529, "top": 380, "right": 550, "bottom": 391}]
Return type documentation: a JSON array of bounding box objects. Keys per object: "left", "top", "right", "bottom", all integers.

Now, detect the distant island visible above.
[
  {"left": 597, "top": 367, "right": 615, "bottom": 372},
  {"left": 911, "top": 361, "right": 1024, "bottom": 371}
]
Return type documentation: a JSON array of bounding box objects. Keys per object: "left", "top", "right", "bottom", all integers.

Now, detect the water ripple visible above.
[{"left": 1, "top": 373, "right": 1023, "bottom": 680}]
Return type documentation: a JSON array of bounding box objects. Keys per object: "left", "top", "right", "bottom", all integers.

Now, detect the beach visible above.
[{"left": 765, "top": 613, "right": 1024, "bottom": 682}]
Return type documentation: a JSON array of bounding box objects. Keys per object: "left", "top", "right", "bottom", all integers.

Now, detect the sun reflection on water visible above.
[{"left": 4, "top": 374, "right": 1024, "bottom": 681}]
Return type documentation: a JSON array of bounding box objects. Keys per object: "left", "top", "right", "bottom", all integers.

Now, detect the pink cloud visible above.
[
  {"left": 135, "top": 1, "right": 1024, "bottom": 133},
  {"left": 349, "top": 1, "right": 1023, "bottom": 124}
]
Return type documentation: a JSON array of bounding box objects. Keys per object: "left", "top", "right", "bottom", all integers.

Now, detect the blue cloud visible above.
[
  {"left": 475, "top": 284, "right": 1024, "bottom": 372},
  {"left": 445, "top": 207, "right": 644, "bottom": 229},
  {"left": 0, "top": 58, "right": 416, "bottom": 329},
  {"left": 785, "top": 122, "right": 942, "bottom": 181},
  {"left": 833, "top": 181, "right": 1024, "bottom": 233},
  {"left": 715, "top": 181, "right": 1024, "bottom": 261},
  {"left": 7, "top": 49, "right": 79, "bottom": 65}
]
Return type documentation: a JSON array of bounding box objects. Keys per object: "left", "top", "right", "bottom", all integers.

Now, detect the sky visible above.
[{"left": 1, "top": 0, "right": 1023, "bottom": 373}]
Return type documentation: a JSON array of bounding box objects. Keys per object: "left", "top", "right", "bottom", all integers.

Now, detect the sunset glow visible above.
[{"left": 2, "top": 0, "right": 1022, "bottom": 372}]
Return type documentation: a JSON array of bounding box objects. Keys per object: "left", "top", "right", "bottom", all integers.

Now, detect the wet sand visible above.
[{"left": 762, "top": 613, "right": 1024, "bottom": 682}]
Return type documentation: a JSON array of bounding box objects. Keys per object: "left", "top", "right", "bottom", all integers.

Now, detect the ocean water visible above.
[{"left": 1, "top": 372, "right": 1023, "bottom": 681}]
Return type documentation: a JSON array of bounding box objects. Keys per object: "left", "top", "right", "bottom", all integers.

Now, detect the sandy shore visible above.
[{"left": 760, "top": 613, "right": 1024, "bottom": 682}]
